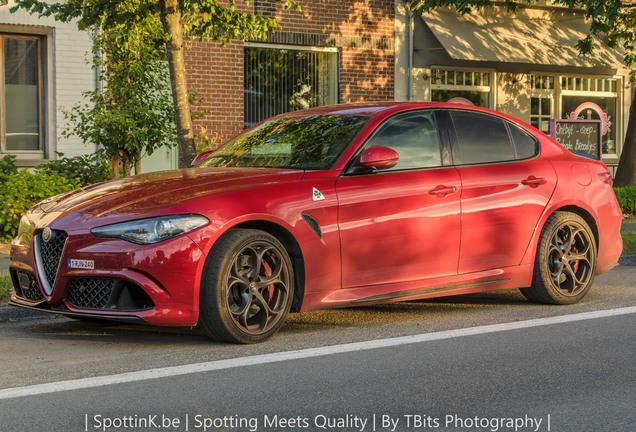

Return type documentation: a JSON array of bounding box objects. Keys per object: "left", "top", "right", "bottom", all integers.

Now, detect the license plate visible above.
[{"left": 67, "top": 259, "right": 95, "bottom": 269}]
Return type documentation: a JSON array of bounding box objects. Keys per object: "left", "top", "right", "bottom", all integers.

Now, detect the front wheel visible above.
[
  {"left": 520, "top": 212, "right": 597, "bottom": 305},
  {"left": 199, "top": 229, "right": 294, "bottom": 343}
]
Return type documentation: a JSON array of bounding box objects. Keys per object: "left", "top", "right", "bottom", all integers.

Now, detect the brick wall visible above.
[
  {"left": 186, "top": 0, "right": 395, "bottom": 144},
  {"left": 186, "top": 40, "right": 245, "bottom": 145}
]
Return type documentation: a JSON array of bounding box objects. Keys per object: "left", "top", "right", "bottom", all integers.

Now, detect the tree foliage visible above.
[
  {"left": 13, "top": 0, "right": 301, "bottom": 168},
  {"left": 60, "top": 6, "right": 176, "bottom": 177},
  {"left": 13, "top": 0, "right": 300, "bottom": 43},
  {"left": 409, "top": 0, "right": 636, "bottom": 186}
]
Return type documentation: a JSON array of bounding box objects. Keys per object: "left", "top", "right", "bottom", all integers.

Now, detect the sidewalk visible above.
[
  {"left": 1, "top": 243, "right": 8, "bottom": 274},
  {"left": 622, "top": 217, "right": 636, "bottom": 233}
]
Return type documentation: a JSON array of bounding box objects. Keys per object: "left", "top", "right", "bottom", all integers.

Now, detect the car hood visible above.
[{"left": 34, "top": 168, "right": 304, "bottom": 226}]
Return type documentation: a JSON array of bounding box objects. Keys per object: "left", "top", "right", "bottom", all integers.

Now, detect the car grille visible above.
[
  {"left": 38, "top": 230, "right": 68, "bottom": 290},
  {"left": 13, "top": 271, "right": 45, "bottom": 302},
  {"left": 67, "top": 278, "right": 116, "bottom": 309}
]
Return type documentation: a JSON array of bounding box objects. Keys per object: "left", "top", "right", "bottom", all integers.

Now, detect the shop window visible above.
[
  {"left": 560, "top": 76, "right": 618, "bottom": 155},
  {"left": 431, "top": 68, "right": 493, "bottom": 107},
  {"left": 529, "top": 74, "right": 619, "bottom": 156},
  {"left": 1, "top": 35, "right": 42, "bottom": 154},
  {"left": 244, "top": 45, "right": 338, "bottom": 127}
]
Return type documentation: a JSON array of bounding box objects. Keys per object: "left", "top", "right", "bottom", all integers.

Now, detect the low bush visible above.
[
  {"left": 0, "top": 169, "right": 81, "bottom": 240},
  {"left": 36, "top": 151, "right": 111, "bottom": 186},
  {"left": 0, "top": 153, "right": 111, "bottom": 240},
  {"left": 614, "top": 186, "right": 636, "bottom": 215}
]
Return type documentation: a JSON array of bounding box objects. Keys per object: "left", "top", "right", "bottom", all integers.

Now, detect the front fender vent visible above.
[{"left": 301, "top": 213, "right": 322, "bottom": 239}]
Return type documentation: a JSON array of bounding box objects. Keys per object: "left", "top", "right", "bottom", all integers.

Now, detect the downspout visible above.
[
  {"left": 406, "top": 1, "right": 414, "bottom": 101},
  {"left": 93, "top": 27, "right": 103, "bottom": 98},
  {"left": 93, "top": 27, "right": 103, "bottom": 154}
]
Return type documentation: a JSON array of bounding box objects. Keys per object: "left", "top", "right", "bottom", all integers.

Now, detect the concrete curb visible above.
[{"left": 0, "top": 305, "right": 58, "bottom": 323}]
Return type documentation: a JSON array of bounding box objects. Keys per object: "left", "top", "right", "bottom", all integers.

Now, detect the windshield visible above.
[{"left": 199, "top": 114, "right": 369, "bottom": 170}]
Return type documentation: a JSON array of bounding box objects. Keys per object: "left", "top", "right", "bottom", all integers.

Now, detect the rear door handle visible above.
[
  {"left": 428, "top": 185, "right": 459, "bottom": 197},
  {"left": 521, "top": 176, "right": 547, "bottom": 187}
]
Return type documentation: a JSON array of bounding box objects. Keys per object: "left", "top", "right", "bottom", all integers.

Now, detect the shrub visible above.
[
  {"left": 0, "top": 170, "right": 81, "bottom": 240},
  {"left": 36, "top": 151, "right": 112, "bottom": 187},
  {"left": 0, "top": 156, "right": 85, "bottom": 240},
  {"left": 614, "top": 186, "right": 636, "bottom": 215},
  {"left": 0, "top": 154, "right": 18, "bottom": 178}
]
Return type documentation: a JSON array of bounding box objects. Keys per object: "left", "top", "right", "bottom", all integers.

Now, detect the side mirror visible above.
[
  {"left": 358, "top": 146, "right": 399, "bottom": 171},
  {"left": 191, "top": 150, "right": 213, "bottom": 167}
]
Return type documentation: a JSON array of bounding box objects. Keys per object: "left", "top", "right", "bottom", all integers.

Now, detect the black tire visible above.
[
  {"left": 199, "top": 229, "right": 294, "bottom": 343},
  {"left": 520, "top": 212, "right": 597, "bottom": 305}
]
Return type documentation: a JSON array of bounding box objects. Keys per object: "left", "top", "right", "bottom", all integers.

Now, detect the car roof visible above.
[{"left": 279, "top": 101, "right": 506, "bottom": 119}]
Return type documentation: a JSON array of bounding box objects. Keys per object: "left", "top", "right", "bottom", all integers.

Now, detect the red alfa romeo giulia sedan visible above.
[{"left": 9, "top": 102, "right": 623, "bottom": 343}]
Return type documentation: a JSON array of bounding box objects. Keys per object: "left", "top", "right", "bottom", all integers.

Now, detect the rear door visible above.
[
  {"left": 336, "top": 110, "right": 462, "bottom": 288},
  {"left": 445, "top": 110, "right": 557, "bottom": 274}
]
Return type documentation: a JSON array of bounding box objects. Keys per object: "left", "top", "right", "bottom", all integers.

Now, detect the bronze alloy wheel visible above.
[
  {"left": 521, "top": 212, "right": 597, "bottom": 305},
  {"left": 200, "top": 229, "right": 294, "bottom": 343}
]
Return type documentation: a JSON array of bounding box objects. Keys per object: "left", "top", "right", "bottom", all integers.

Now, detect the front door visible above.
[{"left": 336, "top": 110, "right": 462, "bottom": 288}]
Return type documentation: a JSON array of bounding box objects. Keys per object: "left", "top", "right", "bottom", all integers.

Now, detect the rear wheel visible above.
[
  {"left": 199, "top": 229, "right": 294, "bottom": 343},
  {"left": 520, "top": 212, "right": 597, "bottom": 305}
]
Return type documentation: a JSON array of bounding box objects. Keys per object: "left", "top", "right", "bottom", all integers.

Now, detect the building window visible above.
[
  {"left": 244, "top": 44, "right": 338, "bottom": 127},
  {"left": 1, "top": 35, "right": 43, "bottom": 154},
  {"left": 430, "top": 68, "right": 493, "bottom": 107},
  {"left": 560, "top": 76, "right": 619, "bottom": 155},
  {"left": 530, "top": 74, "right": 554, "bottom": 133},
  {"left": 529, "top": 74, "right": 620, "bottom": 156}
]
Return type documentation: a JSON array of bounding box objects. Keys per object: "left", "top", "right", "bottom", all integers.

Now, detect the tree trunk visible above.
[
  {"left": 160, "top": 0, "right": 196, "bottom": 169},
  {"left": 614, "top": 98, "right": 636, "bottom": 186},
  {"left": 111, "top": 156, "right": 121, "bottom": 180},
  {"left": 134, "top": 158, "right": 142, "bottom": 176},
  {"left": 122, "top": 157, "right": 132, "bottom": 177}
]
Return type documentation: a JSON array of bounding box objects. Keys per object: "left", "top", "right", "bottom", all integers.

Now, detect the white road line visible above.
[{"left": 2, "top": 306, "right": 636, "bottom": 400}]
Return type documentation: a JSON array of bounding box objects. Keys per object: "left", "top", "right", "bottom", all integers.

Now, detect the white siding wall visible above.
[{"left": 1, "top": 1, "right": 97, "bottom": 160}]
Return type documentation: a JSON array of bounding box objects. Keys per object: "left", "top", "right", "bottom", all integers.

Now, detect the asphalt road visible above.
[{"left": 0, "top": 263, "right": 635, "bottom": 432}]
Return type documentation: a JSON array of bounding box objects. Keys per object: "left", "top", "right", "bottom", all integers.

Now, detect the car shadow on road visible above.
[
  {"left": 18, "top": 317, "right": 211, "bottom": 345},
  {"left": 282, "top": 289, "right": 533, "bottom": 332}
]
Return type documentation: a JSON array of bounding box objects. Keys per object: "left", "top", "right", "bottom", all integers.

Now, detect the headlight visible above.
[
  {"left": 14, "top": 215, "right": 34, "bottom": 245},
  {"left": 91, "top": 214, "right": 209, "bottom": 244}
]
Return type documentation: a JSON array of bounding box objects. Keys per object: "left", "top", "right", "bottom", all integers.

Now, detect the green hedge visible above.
[
  {"left": 0, "top": 154, "right": 112, "bottom": 240},
  {"left": 0, "top": 169, "right": 81, "bottom": 240},
  {"left": 614, "top": 186, "right": 636, "bottom": 215}
]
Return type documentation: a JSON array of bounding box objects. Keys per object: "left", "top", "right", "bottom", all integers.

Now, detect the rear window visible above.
[{"left": 449, "top": 111, "right": 538, "bottom": 165}]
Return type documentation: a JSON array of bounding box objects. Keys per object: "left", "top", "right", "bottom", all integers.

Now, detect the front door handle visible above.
[
  {"left": 428, "top": 185, "right": 459, "bottom": 197},
  {"left": 521, "top": 176, "right": 547, "bottom": 187}
]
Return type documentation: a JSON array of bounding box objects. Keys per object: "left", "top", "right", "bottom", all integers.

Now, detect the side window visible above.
[
  {"left": 450, "top": 111, "right": 514, "bottom": 164},
  {"left": 364, "top": 111, "right": 441, "bottom": 171},
  {"left": 508, "top": 123, "right": 538, "bottom": 159}
]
